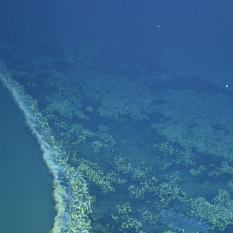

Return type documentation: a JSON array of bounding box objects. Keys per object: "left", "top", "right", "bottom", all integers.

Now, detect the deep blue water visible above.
[{"left": 1, "top": 1, "right": 233, "bottom": 233}]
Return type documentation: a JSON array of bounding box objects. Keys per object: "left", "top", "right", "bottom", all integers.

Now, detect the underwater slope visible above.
[{"left": 0, "top": 61, "right": 93, "bottom": 233}]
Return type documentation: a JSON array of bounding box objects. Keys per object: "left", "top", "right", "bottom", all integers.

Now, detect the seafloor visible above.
[{"left": 1, "top": 40, "right": 233, "bottom": 233}]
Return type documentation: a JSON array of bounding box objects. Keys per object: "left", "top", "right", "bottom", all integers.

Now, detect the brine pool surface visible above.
[{"left": 0, "top": 84, "right": 54, "bottom": 233}]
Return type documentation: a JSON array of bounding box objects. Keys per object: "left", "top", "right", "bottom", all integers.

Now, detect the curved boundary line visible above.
[{"left": 0, "top": 63, "right": 92, "bottom": 233}]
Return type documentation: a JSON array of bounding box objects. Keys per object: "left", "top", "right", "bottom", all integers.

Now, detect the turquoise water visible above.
[{"left": 0, "top": 83, "right": 54, "bottom": 233}]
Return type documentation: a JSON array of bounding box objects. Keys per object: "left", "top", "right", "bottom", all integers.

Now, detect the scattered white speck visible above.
[
  {"left": 225, "top": 84, "right": 229, "bottom": 88},
  {"left": 155, "top": 25, "right": 160, "bottom": 31}
]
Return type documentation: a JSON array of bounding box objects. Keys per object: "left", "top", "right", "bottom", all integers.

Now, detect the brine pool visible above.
[{"left": 0, "top": 83, "right": 54, "bottom": 233}]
